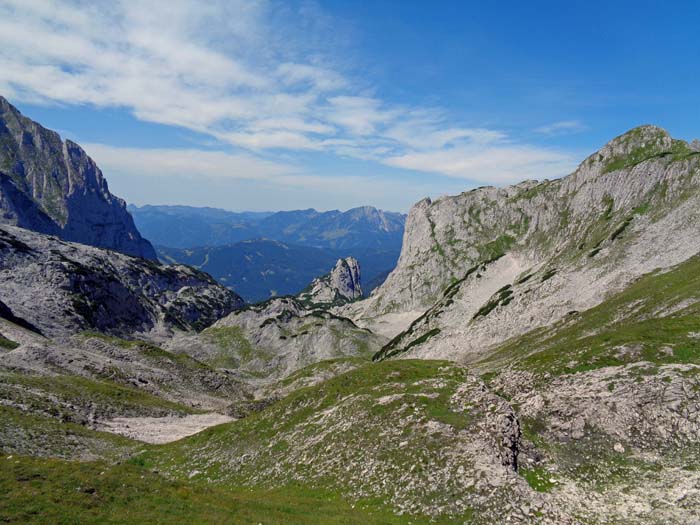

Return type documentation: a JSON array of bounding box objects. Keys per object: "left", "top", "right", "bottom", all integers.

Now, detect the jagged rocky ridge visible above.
[
  {"left": 343, "top": 126, "right": 700, "bottom": 362},
  {"left": 166, "top": 256, "right": 383, "bottom": 386},
  {"left": 166, "top": 263, "right": 385, "bottom": 385},
  {"left": 0, "top": 224, "right": 243, "bottom": 339},
  {"left": 0, "top": 96, "right": 157, "bottom": 259},
  {"left": 297, "top": 256, "right": 363, "bottom": 307}
]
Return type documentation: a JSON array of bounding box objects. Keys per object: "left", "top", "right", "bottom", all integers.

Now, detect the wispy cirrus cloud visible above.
[
  {"left": 534, "top": 120, "right": 587, "bottom": 136},
  {"left": 0, "top": 0, "right": 578, "bottom": 189},
  {"left": 82, "top": 143, "right": 295, "bottom": 182},
  {"left": 385, "top": 145, "right": 573, "bottom": 184}
]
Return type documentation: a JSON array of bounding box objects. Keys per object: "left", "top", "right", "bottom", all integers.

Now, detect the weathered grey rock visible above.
[
  {"left": 0, "top": 96, "right": 157, "bottom": 259},
  {"left": 166, "top": 295, "right": 385, "bottom": 386},
  {"left": 0, "top": 224, "right": 243, "bottom": 338},
  {"left": 297, "top": 257, "right": 363, "bottom": 307},
  {"left": 486, "top": 363, "right": 700, "bottom": 524},
  {"left": 0, "top": 333, "right": 249, "bottom": 415},
  {"left": 347, "top": 126, "right": 700, "bottom": 361}
]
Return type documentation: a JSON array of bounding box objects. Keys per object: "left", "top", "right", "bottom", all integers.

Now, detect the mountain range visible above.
[
  {"left": 157, "top": 240, "right": 399, "bottom": 302},
  {"left": 129, "top": 204, "right": 405, "bottom": 250},
  {"left": 2, "top": 94, "right": 700, "bottom": 524},
  {"left": 131, "top": 204, "right": 405, "bottom": 301}
]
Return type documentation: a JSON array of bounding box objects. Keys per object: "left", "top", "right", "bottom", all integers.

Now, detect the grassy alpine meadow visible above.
[{"left": 0, "top": 455, "right": 440, "bottom": 524}]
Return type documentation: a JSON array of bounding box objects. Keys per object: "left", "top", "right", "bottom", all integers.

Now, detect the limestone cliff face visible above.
[
  {"left": 0, "top": 224, "right": 243, "bottom": 338},
  {"left": 361, "top": 127, "right": 696, "bottom": 316},
  {"left": 342, "top": 126, "right": 700, "bottom": 360},
  {"left": 298, "top": 257, "right": 363, "bottom": 307},
  {"left": 0, "top": 96, "right": 157, "bottom": 259}
]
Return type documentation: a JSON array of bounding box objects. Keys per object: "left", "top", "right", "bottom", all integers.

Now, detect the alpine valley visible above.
[
  {"left": 132, "top": 204, "right": 405, "bottom": 302},
  {"left": 2, "top": 95, "right": 700, "bottom": 525}
]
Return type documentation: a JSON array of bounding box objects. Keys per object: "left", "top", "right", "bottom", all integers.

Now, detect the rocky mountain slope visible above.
[
  {"left": 297, "top": 256, "right": 363, "bottom": 307},
  {"left": 0, "top": 224, "right": 243, "bottom": 339},
  {"left": 0, "top": 96, "right": 157, "bottom": 259},
  {"left": 0, "top": 313, "right": 251, "bottom": 462},
  {"left": 146, "top": 360, "right": 557, "bottom": 523},
  {"left": 166, "top": 297, "right": 386, "bottom": 387},
  {"left": 347, "top": 126, "right": 700, "bottom": 356},
  {"left": 161, "top": 257, "right": 379, "bottom": 387},
  {"left": 139, "top": 251, "right": 700, "bottom": 524}
]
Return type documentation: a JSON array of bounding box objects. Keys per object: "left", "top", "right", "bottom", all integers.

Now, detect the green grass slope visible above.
[
  {"left": 0, "top": 455, "right": 414, "bottom": 525},
  {"left": 482, "top": 254, "right": 700, "bottom": 378},
  {"left": 141, "top": 360, "right": 559, "bottom": 523}
]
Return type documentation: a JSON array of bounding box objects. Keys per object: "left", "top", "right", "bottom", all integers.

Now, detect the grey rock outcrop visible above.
[
  {"left": 1, "top": 333, "right": 250, "bottom": 416},
  {"left": 0, "top": 96, "right": 157, "bottom": 259},
  {"left": 298, "top": 257, "right": 363, "bottom": 307},
  {"left": 0, "top": 224, "right": 243, "bottom": 338},
  {"left": 343, "top": 125, "right": 700, "bottom": 361},
  {"left": 166, "top": 295, "right": 386, "bottom": 385}
]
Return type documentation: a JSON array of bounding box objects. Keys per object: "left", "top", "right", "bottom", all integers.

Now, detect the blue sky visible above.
[{"left": 1, "top": 1, "right": 698, "bottom": 212}]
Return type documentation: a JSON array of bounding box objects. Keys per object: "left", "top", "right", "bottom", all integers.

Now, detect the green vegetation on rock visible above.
[
  {"left": 0, "top": 405, "right": 136, "bottom": 459},
  {"left": 484, "top": 255, "right": 700, "bottom": 379},
  {"left": 0, "top": 372, "right": 196, "bottom": 421},
  {"left": 202, "top": 325, "right": 256, "bottom": 367},
  {"left": 0, "top": 334, "right": 19, "bottom": 350}
]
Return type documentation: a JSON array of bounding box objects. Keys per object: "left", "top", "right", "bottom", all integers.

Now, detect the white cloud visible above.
[
  {"left": 82, "top": 142, "right": 461, "bottom": 212},
  {"left": 0, "top": 0, "right": 578, "bottom": 190},
  {"left": 325, "top": 96, "right": 398, "bottom": 136},
  {"left": 83, "top": 142, "right": 407, "bottom": 195},
  {"left": 277, "top": 62, "right": 346, "bottom": 91},
  {"left": 82, "top": 143, "right": 295, "bottom": 181},
  {"left": 534, "top": 120, "right": 587, "bottom": 136},
  {"left": 384, "top": 146, "right": 576, "bottom": 184},
  {"left": 215, "top": 130, "right": 322, "bottom": 151},
  {"left": 383, "top": 110, "right": 507, "bottom": 150}
]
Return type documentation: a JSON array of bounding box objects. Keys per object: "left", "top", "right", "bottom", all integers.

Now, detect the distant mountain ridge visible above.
[
  {"left": 0, "top": 96, "right": 157, "bottom": 260},
  {"left": 129, "top": 203, "right": 405, "bottom": 250},
  {"left": 134, "top": 203, "right": 406, "bottom": 302},
  {"left": 157, "top": 240, "right": 398, "bottom": 303}
]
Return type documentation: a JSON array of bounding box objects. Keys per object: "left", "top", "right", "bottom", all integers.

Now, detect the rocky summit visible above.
[
  {"left": 0, "top": 97, "right": 157, "bottom": 259},
  {"left": 298, "top": 256, "right": 363, "bottom": 307},
  {"left": 345, "top": 126, "right": 700, "bottom": 345},
  {"left": 2, "top": 121, "right": 700, "bottom": 525},
  {"left": 166, "top": 259, "right": 383, "bottom": 387}
]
